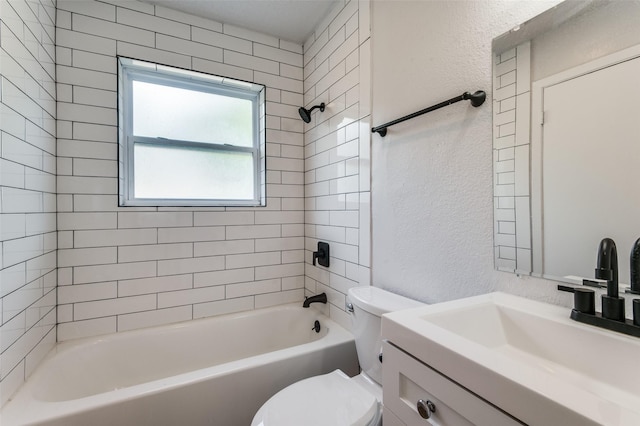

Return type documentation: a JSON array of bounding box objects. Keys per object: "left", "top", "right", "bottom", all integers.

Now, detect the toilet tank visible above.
[{"left": 346, "top": 287, "right": 423, "bottom": 385}]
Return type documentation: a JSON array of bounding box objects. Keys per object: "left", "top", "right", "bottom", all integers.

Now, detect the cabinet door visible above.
[
  {"left": 382, "top": 342, "right": 524, "bottom": 426},
  {"left": 383, "top": 408, "right": 406, "bottom": 426}
]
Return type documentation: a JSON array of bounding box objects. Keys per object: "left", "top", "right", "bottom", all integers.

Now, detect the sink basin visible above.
[{"left": 382, "top": 292, "right": 640, "bottom": 426}]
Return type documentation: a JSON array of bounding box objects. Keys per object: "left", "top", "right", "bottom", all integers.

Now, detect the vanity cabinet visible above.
[{"left": 382, "top": 341, "right": 522, "bottom": 426}]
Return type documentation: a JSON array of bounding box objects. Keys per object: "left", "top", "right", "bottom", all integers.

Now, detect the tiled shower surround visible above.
[
  {"left": 0, "top": 0, "right": 370, "bottom": 405},
  {"left": 0, "top": 0, "right": 57, "bottom": 406},
  {"left": 54, "top": 0, "right": 306, "bottom": 340},
  {"left": 302, "top": 0, "right": 371, "bottom": 327}
]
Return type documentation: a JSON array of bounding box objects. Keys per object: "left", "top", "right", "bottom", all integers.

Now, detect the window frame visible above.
[{"left": 118, "top": 57, "right": 266, "bottom": 207}]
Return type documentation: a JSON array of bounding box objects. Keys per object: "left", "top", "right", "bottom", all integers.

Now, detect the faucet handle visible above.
[
  {"left": 312, "top": 242, "right": 330, "bottom": 267},
  {"left": 558, "top": 285, "right": 595, "bottom": 314},
  {"left": 573, "top": 287, "right": 596, "bottom": 315}
]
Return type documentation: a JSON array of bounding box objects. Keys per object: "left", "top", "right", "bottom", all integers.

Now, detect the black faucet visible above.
[
  {"left": 629, "top": 238, "right": 640, "bottom": 295},
  {"left": 595, "top": 237, "right": 625, "bottom": 321},
  {"left": 557, "top": 237, "right": 640, "bottom": 338},
  {"left": 303, "top": 293, "right": 327, "bottom": 308},
  {"left": 312, "top": 242, "right": 330, "bottom": 267},
  {"left": 595, "top": 237, "right": 619, "bottom": 296}
]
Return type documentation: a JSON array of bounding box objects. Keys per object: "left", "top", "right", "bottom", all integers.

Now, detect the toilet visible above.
[{"left": 251, "top": 286, "right": 424, "bottom": 426}]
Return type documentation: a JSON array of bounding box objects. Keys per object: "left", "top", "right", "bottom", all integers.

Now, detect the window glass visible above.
[
  {"left": 134, "top": 144, "right": 254, "bottom": 200},
  {"left": 118, "top": 58, "right": 265, "bottom": 207},
  {"left": 132, "top": 81, "right": 254, "bottom": 147}
]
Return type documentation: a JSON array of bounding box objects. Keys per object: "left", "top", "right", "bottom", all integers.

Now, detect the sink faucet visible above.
[
  {"left": 595, "top": 237, "right": 619, "bottom": 297},
  {"left": 595, "top": 238, "right": 625, "bottom": 321},
  {"left": 557, "top": 237, "right": 640, "bottom": 336},
  {"left": 629, "top": 238, "right": 640, "bottom": 294},
  {"left": 303, "top": 293, "right": 327, "bottom": 308}
]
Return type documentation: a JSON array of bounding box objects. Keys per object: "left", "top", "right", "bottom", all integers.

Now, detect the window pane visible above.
[
  {"left": 134, "top": 144, "right": 255, "bottom": 200},
  {"left": 132, "top": 81, "right": 254, "bottom": 148}
]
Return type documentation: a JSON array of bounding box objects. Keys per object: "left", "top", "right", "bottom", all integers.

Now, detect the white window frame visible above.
[{"left": 118, "top": 57, "right": 266, "bottom": 207}]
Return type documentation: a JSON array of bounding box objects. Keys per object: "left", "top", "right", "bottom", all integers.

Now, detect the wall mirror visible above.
[{"left": 492, "top": 0, "right": 640, "bottom": 287}]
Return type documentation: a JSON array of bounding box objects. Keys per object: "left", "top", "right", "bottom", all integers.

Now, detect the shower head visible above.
[{"left": 298, "top": 103, "right": 325, "bottom": 123}]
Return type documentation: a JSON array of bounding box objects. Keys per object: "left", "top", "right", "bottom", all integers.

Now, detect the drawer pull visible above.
[{"left": 417, "top": 399, "right": 436, "bottom": 420}]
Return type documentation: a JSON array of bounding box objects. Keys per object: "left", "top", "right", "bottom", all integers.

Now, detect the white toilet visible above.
[{"left": 251, "top": 286, "right": 424, "bottom": 426}]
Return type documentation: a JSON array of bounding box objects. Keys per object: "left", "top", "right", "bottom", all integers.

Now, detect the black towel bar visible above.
[{"left": 371, "top": 90, "right": 486, "bottom": 137}]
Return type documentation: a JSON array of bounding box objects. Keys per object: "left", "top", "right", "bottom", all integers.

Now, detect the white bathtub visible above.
[{"left": 1, "top": 304, "right": 358, "bottom": 425}]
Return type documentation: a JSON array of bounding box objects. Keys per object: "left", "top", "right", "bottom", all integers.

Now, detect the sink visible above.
[
  {"left": 382, "top": 292, "right": 640, "bottom": 426},
  {"left": 424, "top": 298, "right": 640, "bottom": 396}
]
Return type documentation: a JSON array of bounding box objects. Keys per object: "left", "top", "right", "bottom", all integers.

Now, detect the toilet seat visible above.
[{"left": 251, "top": 370, "right": 380, "bottom": 426}]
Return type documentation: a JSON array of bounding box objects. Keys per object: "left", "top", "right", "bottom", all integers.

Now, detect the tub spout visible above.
[{"left": 303, "top": 293, "right": 327, "bottom": 308}]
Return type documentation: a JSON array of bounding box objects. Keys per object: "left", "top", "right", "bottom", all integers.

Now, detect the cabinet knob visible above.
[{"left": 417, "top": 399, "right": 436, "bottom": 420}]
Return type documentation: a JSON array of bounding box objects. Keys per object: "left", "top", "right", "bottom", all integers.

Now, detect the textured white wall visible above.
[
  {"left": 370, "top": 1, "right": 575, "bottom": 306},
  {"left": 532, "top": 1, "right": 640, "bottom": 82}
]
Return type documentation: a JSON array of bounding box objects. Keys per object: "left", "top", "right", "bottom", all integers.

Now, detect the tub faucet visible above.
[{"left": 303, "top": 293, "right": 327, "bottom": 308}]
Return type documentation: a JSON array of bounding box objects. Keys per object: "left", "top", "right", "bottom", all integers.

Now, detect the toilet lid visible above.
[{"left": 251, "top": 370, "right": 379, "bottom": 426}]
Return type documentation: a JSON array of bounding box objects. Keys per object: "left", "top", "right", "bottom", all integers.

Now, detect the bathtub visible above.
[{"left": 1, "top": 304, "right": 359, "bottom": 425}]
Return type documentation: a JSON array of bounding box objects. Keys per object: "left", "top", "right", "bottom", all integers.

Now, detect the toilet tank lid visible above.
[{"left": 347, "top": 286, "right": 424, "bottom": 316}]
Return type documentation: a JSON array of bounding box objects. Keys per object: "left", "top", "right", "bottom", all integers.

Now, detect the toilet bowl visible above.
[
  {"left": 251, "top": 370, "right": 381, "bottom": 426},
  {"left": 251, "top": 286, "right": 423, "bottom": 426}
]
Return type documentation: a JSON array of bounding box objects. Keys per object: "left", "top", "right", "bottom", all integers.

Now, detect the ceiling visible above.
[{"left": 145, "top": 0, "right": 339, "bottom": 45}]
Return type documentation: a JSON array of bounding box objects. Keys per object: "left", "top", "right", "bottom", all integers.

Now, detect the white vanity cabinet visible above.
[
  {"left": 381, "top": 293, "right": 640, "bottom": 425},
  {"left": 382, "top": 341, "right": 522, "bottom": 426}
]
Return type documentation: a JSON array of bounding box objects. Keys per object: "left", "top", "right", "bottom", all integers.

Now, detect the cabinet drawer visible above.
[{"left": 382, "top": 341, "right": 523, "bottom": 426}]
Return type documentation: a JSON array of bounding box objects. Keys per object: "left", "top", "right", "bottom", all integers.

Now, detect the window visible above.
[{"left": 118, "top": 58, "right": 266, "bottom": 206}]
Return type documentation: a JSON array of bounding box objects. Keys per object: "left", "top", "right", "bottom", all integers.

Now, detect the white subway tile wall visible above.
[
  {"left": 303, "top": 0, "right": 371, "bottom": 330},
  {"left": 0, "top": 0, "right": 58, "bottom": 406},
  {"left": 0, "top": 0, "right": 373, "bottom": 406},
  {"left": 493, "top": 42, "right": 532, "bottom": 274},
  {"left": 54, "top": 0, "right": 306, "bottom": 342}
]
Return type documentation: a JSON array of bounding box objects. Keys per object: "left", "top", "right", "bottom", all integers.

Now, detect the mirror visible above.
[{"left": 492, "top": 0, "right": 640, "bottom": 287}]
